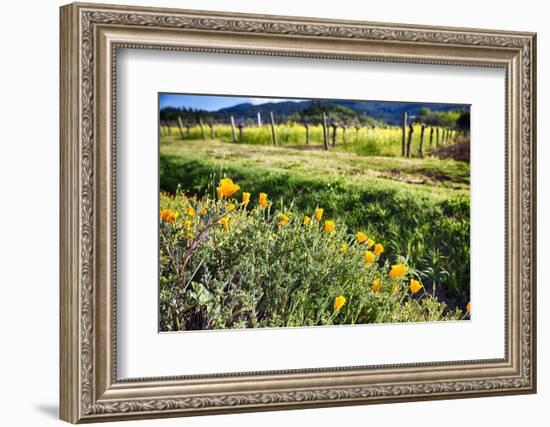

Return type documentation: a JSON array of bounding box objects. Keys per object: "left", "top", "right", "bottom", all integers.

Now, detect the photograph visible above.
[
  {"left": 56, "top": 3, "right": 537, "bottom": 421},
  {"left": 158, "top": 94, "right": 471, "bottom": 331}
]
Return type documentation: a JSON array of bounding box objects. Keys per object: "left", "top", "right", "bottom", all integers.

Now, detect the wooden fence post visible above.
[
  {"left": 304, "top": 123, "right": 310, "bottom": 145},
  {"left": 429, "top": 127, "right": 434, "bottom": 150},
  {"left": 177, "top": 117, "right": 185, "bottom": 139},
  {"left": 341, "top": 125, "right": 346, "bottom": 144},
  {"left": 230, "top": 116, "right": 237, "bottom": 143},
  {"left": 436, "top": 128, "right": 440, "bottom": 147},
  {"left": 355, "top": 125, "right": 360, "bottom": 142},
  {"left": 406, "top": 123, "right": 414, "bottom": 157},
  {"left": 208, "top": 122, "right": 214, "bottom": 140},
  {"left": 331, "top": 122, "right": 337, "bottom": 147},
  {"left": 257, "top": 112, "right": 262, "bottom": 127},
  {"left": 419, "top": 124, "right": 425, "bottom": 157},
  {"left": 238, "top": 123, "right": 244, "bottom": 141},
  {"left": 322, "top": 112, "right": 329, "bottom": 151},
  {"left": 199, "top": 118, "right": 207, "bottom": 141},
  {"left": 269, "top": 112, "right": 277, "bottom": 145},
  {"left": 401, "top": 112, "right": 407, "bottom": 157}
]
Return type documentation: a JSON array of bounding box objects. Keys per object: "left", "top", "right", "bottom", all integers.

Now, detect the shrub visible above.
[
  {"left": 159, "top": 180, "right": 465, "bottom": 331},
  {"left": 160, "top": 154, "right": 470, "bottom": 308}
]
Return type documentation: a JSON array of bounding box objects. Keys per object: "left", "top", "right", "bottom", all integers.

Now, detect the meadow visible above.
[
  {"left": 164, "top": 122, "right": 458, "bottom": 157},
  {"left": 159, "top": 126, "right": 471, "bottom": 331}
]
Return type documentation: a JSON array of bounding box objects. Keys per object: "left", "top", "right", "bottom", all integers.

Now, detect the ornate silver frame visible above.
[{"left": 60, "top": 2, "right": 537, "bottom": 423}]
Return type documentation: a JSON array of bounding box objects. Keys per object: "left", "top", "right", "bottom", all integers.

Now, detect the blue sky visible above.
[{"left": 159, "top": 94, "right": 301, "bottom": 111}]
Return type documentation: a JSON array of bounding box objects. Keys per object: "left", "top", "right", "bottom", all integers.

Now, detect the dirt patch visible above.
[
  {"left": 398, "top": 176, "right": 427, "bottom": 185},
  {"left": 431, "top": 140, "right": 470, "bottom": 163},
  {"left": 382, "top": 169, "right": 427, "bottom": 185},
  {"left": 386, "top": 169, "right": 401, "bottom": 177},
  {"left": 421, "top": 170, "right": 449, "bottom": 182},
  {"left": 287, "top": 144, "right": 327, "bottom": 151}
]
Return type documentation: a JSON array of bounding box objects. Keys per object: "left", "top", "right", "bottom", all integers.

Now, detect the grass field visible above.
[
  {"left": 160, "top": 136, "right": 470, "bottom": 317},
  {"left": 164, "top": 123, "right": 457, "bottom": 157}
]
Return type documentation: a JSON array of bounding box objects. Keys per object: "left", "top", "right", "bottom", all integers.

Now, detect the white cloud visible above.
[{"left": 246, "top": 97, "right": 302, "bottom": 105}]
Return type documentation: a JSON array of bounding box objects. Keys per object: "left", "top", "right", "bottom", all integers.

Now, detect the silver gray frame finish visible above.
[{"left": 60, "top": 2, "right": 536, "bottom": 423}]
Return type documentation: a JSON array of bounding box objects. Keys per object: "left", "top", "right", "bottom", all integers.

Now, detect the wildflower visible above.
[
  {"left": 389, "top": 264, "right": 408, "bottom": 279},
  {"left": 184, "top": 220, "right": 193, "bottom": 237},
  {"left": 391, "top": 284, "right": 399, "bottom": 294},
  {"left": 277, "top": 213, "right": 290, "bottom": 226},
  {"left": 303, "top": 215, "right": 311, "bottom": 226},
  {"left": 242, "top": 192, "right": 251, "bottom": 204},
  {"left": 227, "top": 203, "right": 237, "bottom": 212},
  {"left": 356, "top": 231, "right": 368, "bottom": 244},
  {"left": 466, "top": 302, "right": 471, "bottom": 314},
  {"left": 364, "top": 250, "right": 375, "bottom": 265},
  {"left": 340, "top": 243, "right": 348, "bottom": 254},
  {"left": 259, "top": 192, "right": 269, "bottom": 208},
  {"left": 409, "top": 279, "right": 423, "bottom": 294},
  {"left": 366, "top": 238, "right": 375, "bottom": 249},
  {"left": 216, "top": 187, "right": 223, "bottom": 198},
  {"left": 217, "top": 178, "right": 240, "bottom": 198},
  {"left": 374, "top": 243, "right": 384, "bottom": 256},
  {"left": 200, "top": 206, "right": 207, "bottom": 215},
  {"left": 314, "top": 207, "right": 324, "bottom": 221},
  {"left": 218, "top": 216, "right": 230, "bottom": 231},
  {"left": 372, "top": 278, "right": 382, "bottom": 293},
  {"left": 333, "top": 295, "right": 346, "bottom": 312},
  {"left": 323, "top": 220, "right": 335, "bottom": 233},
  {"left": 160, "top": 209, "right": 178, "bottom": 224},
  {"left": 186, "top": 206, "right": 196, "bottom": 217}
]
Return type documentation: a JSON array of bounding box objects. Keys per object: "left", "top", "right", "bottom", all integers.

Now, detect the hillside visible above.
[{"left": 161, "top": 98, "right": 468, "bottom": 125}]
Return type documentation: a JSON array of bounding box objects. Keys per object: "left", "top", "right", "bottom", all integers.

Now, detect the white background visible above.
[
  {"left": 0, "top": 0, "right": 546, "bottom": 426},
  {"left": 118, "top": 49, "right": 504, "bottom": 377}
]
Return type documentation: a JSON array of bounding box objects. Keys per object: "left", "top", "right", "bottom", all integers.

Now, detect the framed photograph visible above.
[{"left": 60, "top": 2, "right": 537, "bottom": 423}]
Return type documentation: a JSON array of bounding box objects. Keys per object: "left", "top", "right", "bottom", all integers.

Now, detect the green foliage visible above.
[
  {"left": 160, "top": 147, "right": 470, "bottom": 308},
  {"left": 456, "top": 111, "right": 470, "bottom": 131},
  {"left": 288, "top": 100, "right": 383, "bottom": 127},
  {"left": 417, "top": 107, "right": 470, "bottom": 130},
  {"left": 159, "top": 191, "right": 464, "bottom": 331}
]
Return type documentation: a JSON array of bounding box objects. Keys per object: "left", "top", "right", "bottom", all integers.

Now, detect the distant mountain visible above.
[
  {"left": 217, "top": 101, "right": 306, "bottom": 117},
  {"left": 214, "top": 100, "right": 467, "bottom": 125},
  {"left": 160, "top": 99, "right": 468, "bottom": 126},
  {"left": 332, "top": 101, "right": 464, "bottom": 124}
]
